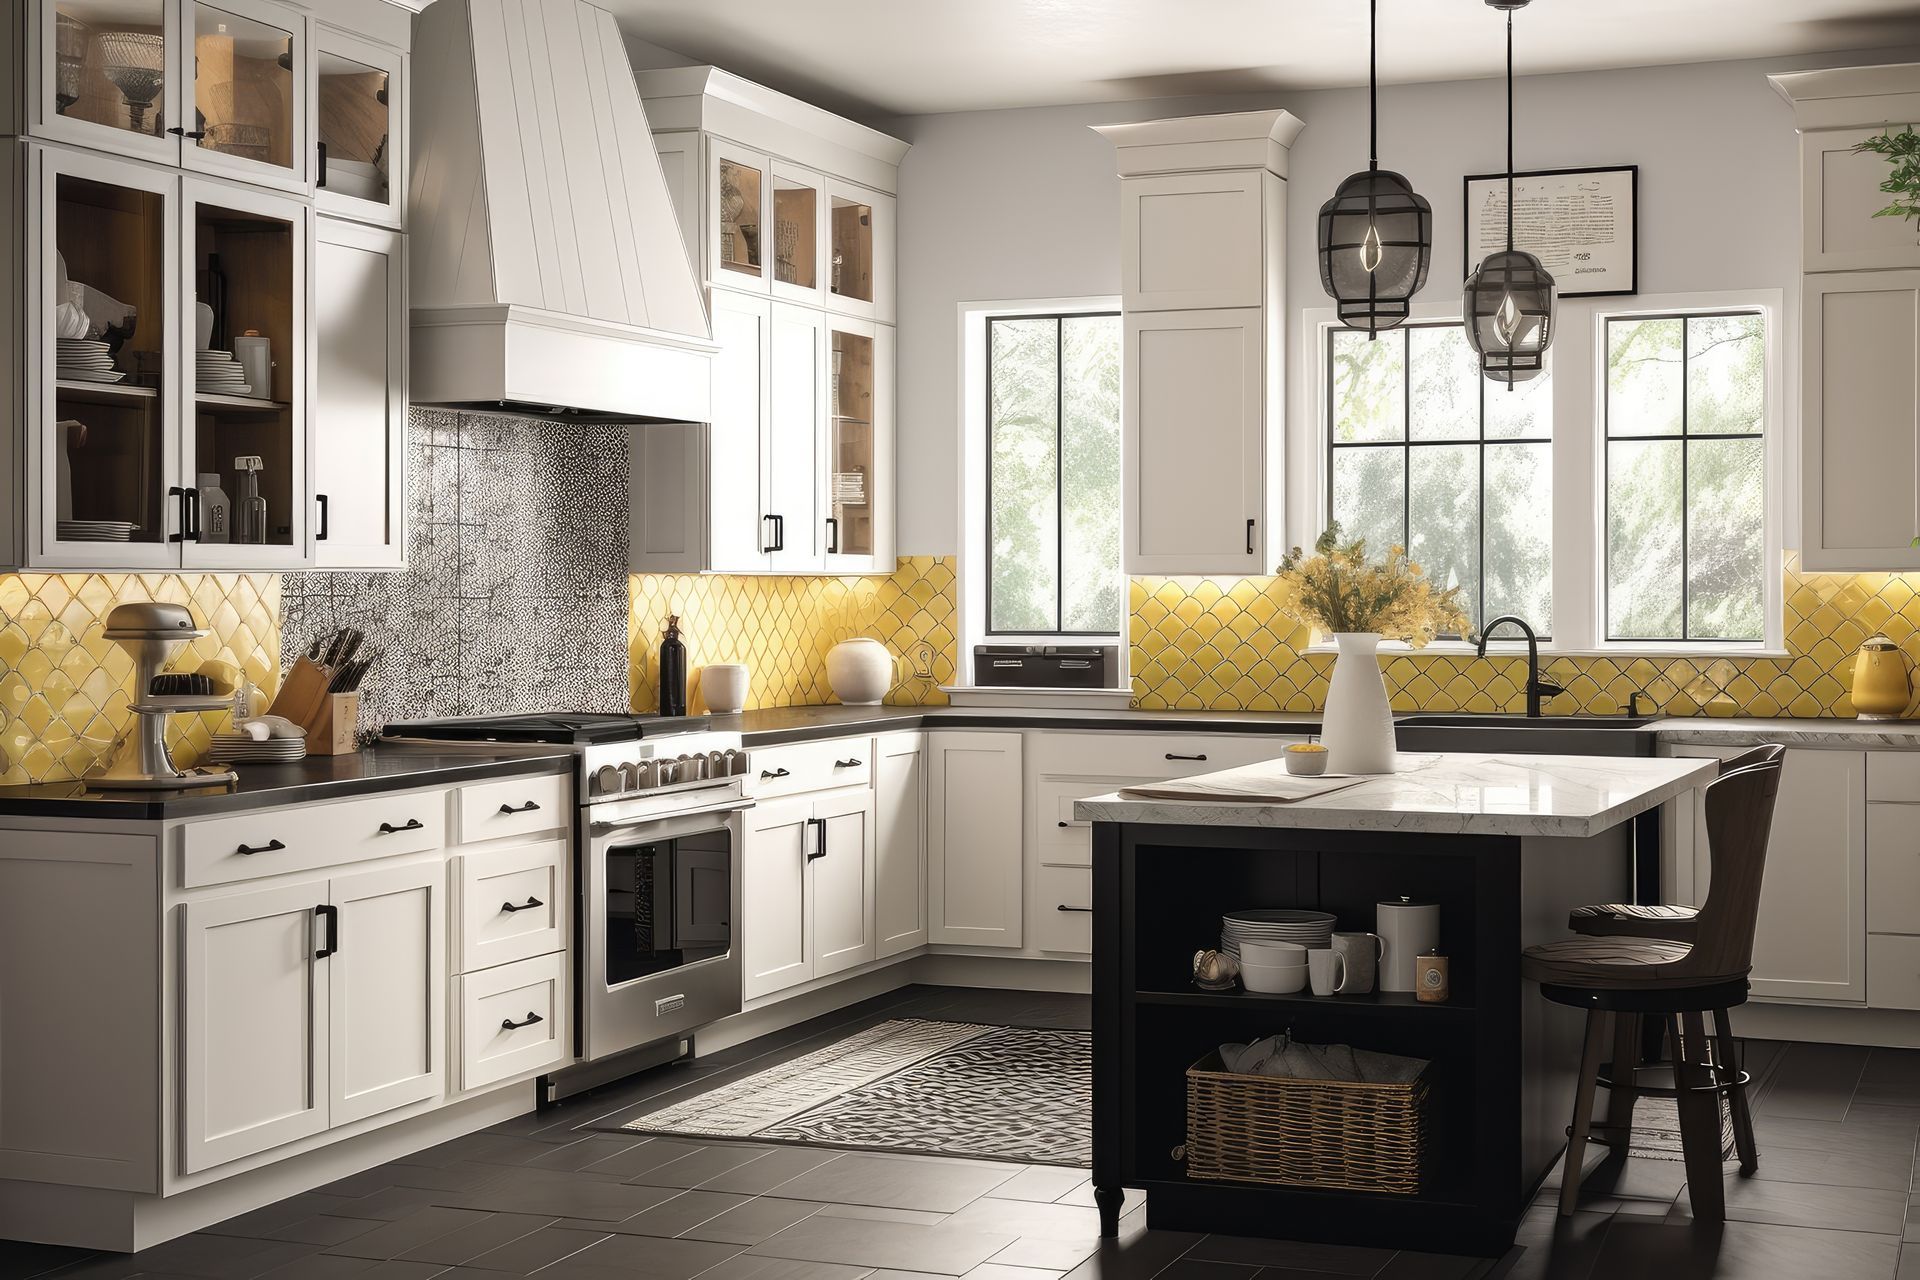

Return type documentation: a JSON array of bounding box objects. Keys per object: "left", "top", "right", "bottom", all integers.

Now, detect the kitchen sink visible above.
[
  {"left": 1392, "top": 712, "right": 1661, "bottom": 758},
  {"left": 1394, "top": 713, "right": 1659, "bottom": 730}
]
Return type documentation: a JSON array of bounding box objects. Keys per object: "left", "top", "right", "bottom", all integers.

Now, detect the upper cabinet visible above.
[
  {"left": 1773, "top": 64, "right": 1920, "bottom": 571},
  {"left": 632, "top": 66, "right": 908, "bottom": 576},
  {"left": 313, "top": 23, "right": 404, "bottom": 227}
]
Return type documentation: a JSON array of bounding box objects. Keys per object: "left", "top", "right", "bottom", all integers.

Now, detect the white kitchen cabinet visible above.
[
  {"left": 1800, "top": 270, "right": 1920, "bottom": 572},
  {"left": 928, "top": 731, "right": 1025, "bottom": 948},
  {"left": 812, "top": 787, "right": 877, "bottom": 978},
  {"left": 326, "top": 859, "right": 443, "bottom": 1126},
  {"left": 824, "top": 318, "right": 893, "bottom": 571},
  {"left": 179, "top": 881, "right": 330, "bottom": 1174},
  {"left": 824, "top": 177, "right": 894, "bottom": 324},
  {"left": 176, "top": 0, "right": 312, "bottom": 193},
  {"left": 313, "top": 216, "right": 404, "bottom": 568},
  {"left": 1667, "top": 745, "right": 1867, "bottom": 1003},
  {"left": 768, "top": 301, "right": 824, "bottom": 571},
  {"left": 1033, "top": 865, "right": 1094, "bottom": 955},
  {"left": 313, "top": 23, "right": 405, "bottom": 228},
  {"left": 1797, "top": 127, "right": 1920, "bottom": 273},
  {"left": 769, "top": 161, "right": 827, "bottom": 308},
  {"left": 874, "top": 733, "right": 928, "bottom": 958},
  {"left": 742, "top": 796, "right": 814, "bottom": 1000},
  {"left": 1118, "top": 170, "right": 1273, "bottom": 312}
]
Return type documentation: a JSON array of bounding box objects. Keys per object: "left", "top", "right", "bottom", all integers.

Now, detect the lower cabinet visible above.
[
  {"left": 456, "top": 951, "right": 568, "bottom": 1092},
  {"left": 874, "top": 733, "right": 928, "bottom": 958},
  {"left": 179, "top": 858, "right": 445, "bottom": 1174},
  {"left": 927, "top": 731, "right": 1025, "bottom": 948},
  {"left": 741, "top": 787, "right": 877, "bottom": 1001}
]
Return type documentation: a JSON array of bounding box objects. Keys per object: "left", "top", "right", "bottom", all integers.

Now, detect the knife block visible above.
[{"left": 306, "top": 692, "right": 361, "bottom": 756}]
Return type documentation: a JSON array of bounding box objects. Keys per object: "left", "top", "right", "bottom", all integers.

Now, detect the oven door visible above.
[{"left": 584, "top": 797, "right": 747, "bottom": 1062}]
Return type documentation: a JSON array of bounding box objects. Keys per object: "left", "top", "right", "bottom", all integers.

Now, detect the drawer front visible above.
[
  {"left": 1033, "top": 866, "right": 1094, "bottom": 955},
  {"left": 1869, "top": 933, "right": 1920, "bottom": 1010},
  {"left": 750, "top": 738, "right": 873, "bottom": 798},
  {"left": 456, "top": 773, "right": 570, "bottom": 844},
  {"left": 458, "top": 951, "right": 569, "bottom": 1091},
  {"left": 1869, "top": 753, "right": 1920, "bottom": 803},
  {"left": 181, "top": 789, "right": 447, "bottom": 888},
  {"left": 458, "top": 840, "right": 569, "bottom": 973},
  {"left": 1035, "top": 778, "right": 1120, "bottom": 867},
  {"left": 1025, "top": 731, "right": 1299, "bottom": 780}
]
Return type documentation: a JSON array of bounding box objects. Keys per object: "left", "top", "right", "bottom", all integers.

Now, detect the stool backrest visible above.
[{"left": 1686, "top": 744, "right": 1786, "bottom": 979}]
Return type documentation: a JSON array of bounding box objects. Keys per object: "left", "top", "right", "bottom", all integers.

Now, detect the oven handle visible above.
[{"left": 589, "top": 797, "right": 754, "bottom": 835}]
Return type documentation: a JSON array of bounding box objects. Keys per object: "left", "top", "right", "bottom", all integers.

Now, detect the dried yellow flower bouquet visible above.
[{"left": 1276, "top": 525, "right": 1469, "bottom": 648}]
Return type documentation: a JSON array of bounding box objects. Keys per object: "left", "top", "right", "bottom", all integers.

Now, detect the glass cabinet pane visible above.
[
  {"left": 772, "top": 173, "right": 817, "bottom": 290},
  {"left": 316, "top": 47, "right": 390, "bottom": 206},
  {"left": 193, "top": 199, "right": 296, "bottom": 547},
  {"left": 192, "top": 2, "right": 295, "bottom": 173},
  {"left": 830, "top": 193, "right": 873, "bottom": 306},
  {"left": 829, "top": 329, "right": 875, "bottom": 559},
  {"left": 53, "top": 1, "right": 172, "bottom": 142},
  {"left": 717, "top": 156, "right": 764, "bottom": 281}
]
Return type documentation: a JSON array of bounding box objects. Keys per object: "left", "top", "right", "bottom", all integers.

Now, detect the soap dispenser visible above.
[{"left": 234, "top": 455, "right": 266, "bottom": 544}]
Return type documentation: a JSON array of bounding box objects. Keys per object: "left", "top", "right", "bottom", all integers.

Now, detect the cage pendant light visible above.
[
  {"left": 1463, "top": 0, "right": 1556, "bottom": 384},
  {"left": 1317, "top": 0, "right": 1433, "bottom": 338}
]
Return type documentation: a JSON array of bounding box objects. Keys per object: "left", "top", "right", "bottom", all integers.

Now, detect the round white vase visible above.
[
  {"left": 701, "top": 663, "right": 749, "bottom": 714},
  {"left": 826, "top": 638, "right": 894, "bottom": 705},
  {"left": 1322, "top": 632, "right": 1396, "bottom": 775}
]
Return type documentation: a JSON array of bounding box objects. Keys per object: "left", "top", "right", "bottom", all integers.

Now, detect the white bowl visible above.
[
  {"left": 1241, "top": 961, "right": 1309, "bottom": 994},
  {"left": 1240, "top": 940, "right": 1308, "bottom": 967}
]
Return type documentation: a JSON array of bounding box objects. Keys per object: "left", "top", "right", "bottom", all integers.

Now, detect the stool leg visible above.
[
  {"left": 1713, "top": 1007, "right": 1758, "bottom": 1175},
  {"left": 1559, "top": 1009, "right": 1608, "bottom": 1217},
  {"left": 1674, "top": 1011, "right": 1726, "bottom": 1222},
  {"left": 1603, "top": 1010, "right": 1641, "bottom": 1150}
]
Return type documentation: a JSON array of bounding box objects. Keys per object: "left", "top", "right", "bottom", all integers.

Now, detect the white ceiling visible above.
[{"left": 608, "top": 0, "right": 1920, "bottom": 118}]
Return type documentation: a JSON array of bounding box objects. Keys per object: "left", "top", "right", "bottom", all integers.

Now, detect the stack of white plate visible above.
[
  {"left": 1220, "top": 908, "right": 1337, "bottom": 959},
  {"left": 57, "top": 339, "right": 124, "bottom": 384},
  {"left": 197, "top": 349, "right": 252, "bottom": 397},
  {"left": 206, "top": 732, "right": 306, "bottom": 764},
  {"left": 57, "top": 519, "right": 136, "bottom": 542}
]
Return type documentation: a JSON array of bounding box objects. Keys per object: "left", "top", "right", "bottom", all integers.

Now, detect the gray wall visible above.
[{"left": 882, "top": 47, "right": 1920, "bottom": 556}]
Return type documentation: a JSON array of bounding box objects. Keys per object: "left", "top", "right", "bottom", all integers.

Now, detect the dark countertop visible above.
[
  {"left": 0, "top": 747, "right": 574, "bottom": 821},
  {"left": 716, "top": 705, "right": 1325, "bottom": 746}
]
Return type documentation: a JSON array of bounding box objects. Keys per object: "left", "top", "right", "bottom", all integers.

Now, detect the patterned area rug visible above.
[{"left": 624, "top": 1018, "right": 1092, "bottom": 1166}]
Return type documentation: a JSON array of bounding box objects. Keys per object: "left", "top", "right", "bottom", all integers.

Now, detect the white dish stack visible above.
[
  {"left": 206, "top": 731, "right": 307, "bottom": 764},
  {"left": 57, "top": 338, "right": 124, "bottom": 383},
  {"left": 1219, "top": 908, "right": 1336, "bottom": 959},
  {"left": 196, "top": 349, "right": 252, "bottom": 397},
  {"left": 56, "top": 519, "right": 137, "bottom": 542}
]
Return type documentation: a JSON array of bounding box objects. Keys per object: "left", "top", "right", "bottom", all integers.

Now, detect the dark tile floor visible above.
[{"left": 7, "top": 987, "right": 1919, "bottom": 1280}]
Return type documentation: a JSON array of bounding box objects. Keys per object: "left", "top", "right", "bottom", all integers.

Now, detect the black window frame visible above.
[
  {"left": 1601, "top": 309, "right": 1768, "bottom": 645},
  {"left": 983, "top": 310, "right": 1123, "bottom": 639},
  {"left": 1324, "top": 320, "right": 1554, "bottom": 639}
]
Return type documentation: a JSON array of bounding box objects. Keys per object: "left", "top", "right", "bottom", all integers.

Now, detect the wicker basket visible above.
[{"left": 1183, "top": 1050, "right": 1428, "bottom": 1194}]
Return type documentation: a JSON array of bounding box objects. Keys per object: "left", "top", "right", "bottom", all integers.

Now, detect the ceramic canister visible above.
[{"left": 1377, "top": 897, "right": 1441, "bottom": 993}]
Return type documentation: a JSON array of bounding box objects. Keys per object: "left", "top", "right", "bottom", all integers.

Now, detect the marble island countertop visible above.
[{"left": 1074, "top": 751, "right": 1716, "bottom": 838}]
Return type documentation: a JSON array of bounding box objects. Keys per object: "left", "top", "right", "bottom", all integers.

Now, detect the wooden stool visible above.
[{"left": 1522, "top": 745, "right": 1784, "bottom": 1221}]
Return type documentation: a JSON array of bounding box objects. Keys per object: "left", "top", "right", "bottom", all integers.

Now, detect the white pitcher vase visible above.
[{"left": 1322, "top": 632, "right": 1396, "bottom": 775}]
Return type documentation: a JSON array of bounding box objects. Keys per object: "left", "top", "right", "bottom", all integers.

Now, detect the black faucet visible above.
[{"left": 1475, "top": 615, "right": 1564, "bottom": 718}]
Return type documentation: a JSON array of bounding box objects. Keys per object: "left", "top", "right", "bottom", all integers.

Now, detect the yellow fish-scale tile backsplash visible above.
[
  {"left": 1132, "top": 555, "right": 1920, "bottom": 718},
  {"left": 629, "top": 556, "right": 958, "bottom": 712},
  {"left": 0, "top": 573, "right": 281, "bottom": 785}
]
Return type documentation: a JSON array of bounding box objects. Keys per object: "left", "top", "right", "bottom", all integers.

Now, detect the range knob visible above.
[{"left": 594, "top": 764, "right": 623, "bottom": 795}]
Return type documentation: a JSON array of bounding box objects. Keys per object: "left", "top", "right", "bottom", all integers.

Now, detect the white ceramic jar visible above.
[
  {"left": 702, "top": 663, "right": 749, "bottom": 714},
  {"left": 826, "top": 638, "right": 895, "bottom": 705}
]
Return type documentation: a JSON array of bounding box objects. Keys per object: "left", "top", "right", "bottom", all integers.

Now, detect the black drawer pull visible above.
[
  {"left": 498, "top": 800, "right": 541, "bottom": 815},
  {"left": 501, "top": 896, "right": 544, "bottom": 913},
  {"left": 500, "top": 1011, "right": 544, "bottom": 1031},
  {"left": 379, "top": 818, "right": 423, "bottom": 834},
  {"left": 1057, "top": 820, "right": 1071, "bottom": 828},
  {"left": 761, "top": 767, "right": 791, "bottom": 780},
  {"left": 1165, "top": 752, "right": 1208, "bottom": 761},
  {"left": 834, "top": 758, "right": 862, "bottom": 768},
  {"left": 1057, "top": 904, "right": 1094, "bottom": 913},
  {"left": 237, "top": 839, "right": 286, "bottom": 855}
]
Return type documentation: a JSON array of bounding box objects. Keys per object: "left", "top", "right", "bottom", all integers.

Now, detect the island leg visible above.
[{"left": 1094, "top": 1185, "right": 1125, "bottom": 1236}]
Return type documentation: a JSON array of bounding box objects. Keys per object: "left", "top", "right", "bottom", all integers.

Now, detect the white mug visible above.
[
  {"left": 1308, "top": 948, "right": 1344, "bottom": 997},
  {"left": 701, "top": 663, "right": 750, "bottom": 714}
]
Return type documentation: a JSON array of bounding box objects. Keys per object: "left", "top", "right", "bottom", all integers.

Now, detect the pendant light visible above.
[
  {"left": 1317, "top": 0, "right": 1433, "bottom": 338},
  {"left": 1463, "top": 0, "right": 1555, "bottom": 383}
]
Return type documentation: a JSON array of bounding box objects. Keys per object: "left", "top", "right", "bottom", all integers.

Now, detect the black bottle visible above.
[{"left": 659, "top": 615, "right": 687, "bottom": 716}]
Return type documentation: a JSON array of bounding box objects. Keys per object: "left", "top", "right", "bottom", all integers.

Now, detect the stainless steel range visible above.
[{"left": 382, "top": 713, "right": 753, "bottom": 1099}]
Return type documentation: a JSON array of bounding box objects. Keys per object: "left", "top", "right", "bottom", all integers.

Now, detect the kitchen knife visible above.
[
  {"left": 336, "top": 628, "right": 364, "bottom": 669},
  {"left": 322, "top": 628, "right": 350, "bottom": 670}
]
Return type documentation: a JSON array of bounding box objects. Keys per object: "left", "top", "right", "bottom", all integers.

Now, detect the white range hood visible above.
[{"left": 408, "top": 0, "right": 714, "bottom": 422}]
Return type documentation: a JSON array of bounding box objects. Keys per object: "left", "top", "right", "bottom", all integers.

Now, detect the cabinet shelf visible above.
[
  {"left": 56, "top": 380, "right": 159, "bottom": 406},
  {"left": 1137, "top": 988, "right": 1474, "bottom": 1016},
  {"left": 195, "top": 393, "right": 291, "bottom": 411}
]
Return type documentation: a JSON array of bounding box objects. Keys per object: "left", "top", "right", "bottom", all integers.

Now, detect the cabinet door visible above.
[
  {"left": 313, "top": 24, "right": 403, "bottom": 227},
  {"left": 709, "top": 141, "right": 771, "bottom": 294},
  {"left": 179, "top": 0, "right": 310, "bottom": 193},
  {"left": 30, "top": 143, "right": 183, "bottom": 569},
  {"left": 927, "top": 731, "right": 1025, "bottom": 948},
  {"left": 825, "top": 179, "right": 892, "bottom": 323},
  {"left": 32, "top": 0, "right": 184, "bottom": 167},
  {"left": 1124, "top": 307, "right": 1268, "bottom": 575},
  {"left": 769, "top": 162, "right": 826, "bottom": 307},
  {"left": 313, "top": 217, "right": 403, "bottom": 567},
  {"left": 1120, "top": 170, "right": 1266, "bottom": 311},
  {"left": 1803, "top": 128, "right": 1920, "bottom": 273},
  {"left": 812, "top": 788, "right": 877, "bottom": 978},
  {"left": 874, "top": 734, "right": 927, "bottom": 958},
  {"left": 181, "top": 176, "right": 310, "bottom": 567},
  {"left": 327, "top": 860, "right": 444, "bottom": 1126},
  {"left": 767, "top": 301, "right": 824, "bottom": 571},
  {"left": 824, "top": 318, "right": 882, "bottom": 572},
  {"left": 180, "top": 882, "right": 328, "bottom": 1173},
  {"left": 1802, "top": 272, "right": 1920, "bottom": 572},
  {"left": 708, "top": 289, "right": 773, "bottom": 571},
  {"left": 742, "top": 796, "right": 813, "bottom": 1000}
]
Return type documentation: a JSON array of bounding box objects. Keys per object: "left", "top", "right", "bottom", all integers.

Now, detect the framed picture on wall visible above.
[{"left": 1463, "top": 165, "right": 1638, "bottom": 297}]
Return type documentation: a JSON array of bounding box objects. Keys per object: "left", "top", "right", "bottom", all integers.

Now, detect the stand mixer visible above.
[{"left": 90, "top": 602, "right": 238, "bottom": 790}]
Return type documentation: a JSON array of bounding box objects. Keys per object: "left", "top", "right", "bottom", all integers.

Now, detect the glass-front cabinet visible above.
[
  {"left": 709, "top": 143, "right": 769, "bottom": 292},
  {"left": 314, "top": 26, "right": 401, "bottom": 226},
  {"left": 183, "top": 0, "right": 306, "bottom": 189},
  {"left": 38, "top": 0, "right": 182, "bottom": 166},
  {"left": 769, "top": 163, "right": 823, "bottom": 306},
  {"left": 826, "top": 179, "right": 893, "bottom": 322},
  {"left": 825, "top": 320, "right": 893, "bottom": 572}
]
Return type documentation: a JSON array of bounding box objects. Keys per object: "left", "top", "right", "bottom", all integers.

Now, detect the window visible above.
[
  {"left": 1604, "top": 311, "right": 1767, "bottom": 642},
  {"left": 1326, "top": 323, "right": 1553, "bottom": 636},
  {"left": 985, "top": 312, "right": 1123, "bottom": 635}
]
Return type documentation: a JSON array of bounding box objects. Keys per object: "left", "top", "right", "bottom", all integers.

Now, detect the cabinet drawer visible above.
[
  {"left": 750, "top": 739, "right": 872, "bottom": 798},
  {"left": 181, "top": 789, "right": 446, "bottom": 888},
  {"left": 1869, "top": 753, "right": 1920, "bottom": 803},
  {"left": 455, "top": 773, "right": 569, "bottom": 844},
  {"left": 458, "top": 951, "right": 569, "bottom": 1091},
  {"left": 1870, "top": 934, "right": 1920, "bottom": 1010},
  {"left": 1025, "top": 731, "right": 1297, "bottom": 780},
  {"left": 1033, "top": 866, "right": 1094, "bottom": 955},
  {"left": 1035, "top": 779, "right": 1117, "bottom": 867},
  {"left": 457, "top": 840, "right": 569, "bottom": 973}
]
